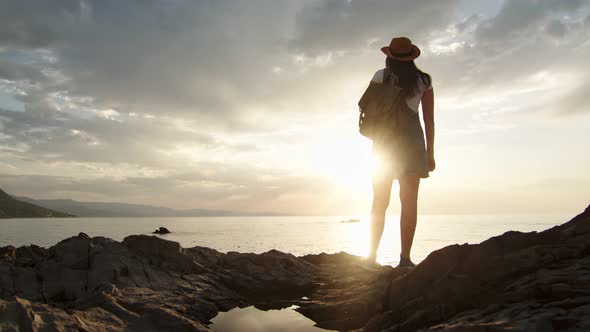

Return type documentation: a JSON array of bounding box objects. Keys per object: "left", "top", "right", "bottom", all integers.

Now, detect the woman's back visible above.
[
  {"left": 366, "top": 36, "right": 435, "bottom": 268},
  {"left": 370, "top": 69, "right": 432, "bottom": 114}
]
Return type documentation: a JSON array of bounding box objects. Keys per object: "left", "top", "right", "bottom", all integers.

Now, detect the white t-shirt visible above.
[{"left": 370, "top": 69, "right": 432, "bottom": 113}]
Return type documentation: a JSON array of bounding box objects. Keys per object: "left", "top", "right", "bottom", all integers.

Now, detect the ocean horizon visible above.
[{"left": 0, "top": 212, "right": 571, "bottom": 266}]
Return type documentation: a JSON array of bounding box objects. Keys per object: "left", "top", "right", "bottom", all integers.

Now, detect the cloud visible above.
[
  {"left": 0, "top": 0, "right": 81, "bottom": 48},
  {"left": 1, "top": 0, "right": 589, "bottom": 214},
  {"left": 0, "top": 103, "right": 248, "bottom": 168},
  {"left": 1, "top": 1, "right": 304, "bottom": 124},
  {"left": 290, "top": 0, "right": 461, "bottom": 54},
  {"left": 0, "top": 58, "right": 46, "bottom": 82},
  {"left": 545, "top": 20, "right": 569, "bottom": 38},
  {"left": 0, "top": 163, "right": 346, "bottom": 214},
  {"left": 475, "top": 0, "right": 586, "bottom": 44},
  {"left": 420, "top": 0, "right": 590, "bottom": 113}
]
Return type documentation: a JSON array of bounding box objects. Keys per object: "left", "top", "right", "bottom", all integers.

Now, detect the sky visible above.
[{"left": 0, "top": 0, "right": 589, "bottom": 216}]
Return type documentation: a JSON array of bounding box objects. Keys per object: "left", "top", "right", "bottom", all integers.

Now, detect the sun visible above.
[{"left": 308, "top": 135, "right": 377, "bottom": 194}]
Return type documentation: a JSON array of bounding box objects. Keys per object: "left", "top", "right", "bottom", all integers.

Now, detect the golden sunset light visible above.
[{"left": 1, "top": 1, "right": 590, "bottom": 330}]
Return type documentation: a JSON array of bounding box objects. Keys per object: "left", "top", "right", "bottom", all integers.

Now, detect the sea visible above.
[
  {"left": 0, "top": 212, "right": 579, "bottom": 331},
  {"left": 0, "top": 213, "right": 573, "bottom": 266}
]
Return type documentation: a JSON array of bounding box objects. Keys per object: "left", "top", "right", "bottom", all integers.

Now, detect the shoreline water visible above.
[
  {"left": 0, "top": 213, "right": 569, "bottom": 266},
  {"left": 0, "top": 206, "right": 588, "bottom": 331}
]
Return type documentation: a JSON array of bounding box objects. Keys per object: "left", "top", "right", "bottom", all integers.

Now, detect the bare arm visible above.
[{"left": 421, "top": 88, "right": 435, "bottom": 169}]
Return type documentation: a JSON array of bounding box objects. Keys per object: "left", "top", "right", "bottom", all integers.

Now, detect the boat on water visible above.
[{"left": 341, "top": 218, "right": 361, "bottom": 223}]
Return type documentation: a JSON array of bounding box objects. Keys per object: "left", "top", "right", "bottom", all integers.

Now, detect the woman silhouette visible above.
[{"left": 367, "top": 37, "right": 435, "bottom": 268}]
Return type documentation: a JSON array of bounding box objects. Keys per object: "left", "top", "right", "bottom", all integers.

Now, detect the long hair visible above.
[{"left": 385, "top": 57, "right": 431, "bottom": 98}]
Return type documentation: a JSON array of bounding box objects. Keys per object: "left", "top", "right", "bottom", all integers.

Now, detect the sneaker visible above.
[{"left": 397, "top": 255, "right": 415, "bottom": 269}]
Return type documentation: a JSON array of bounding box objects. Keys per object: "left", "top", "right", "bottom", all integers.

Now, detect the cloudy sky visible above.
[{"left": 1, "top": 0, "right": 589, "bottom": 215}]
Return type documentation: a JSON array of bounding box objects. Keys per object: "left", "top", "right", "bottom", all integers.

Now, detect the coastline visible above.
[
  {"left": 0, "top": 213, "right": 568, "bottom": 267},
  {"left": 0, "top": 205, "right": 589, "bottom": 331}
]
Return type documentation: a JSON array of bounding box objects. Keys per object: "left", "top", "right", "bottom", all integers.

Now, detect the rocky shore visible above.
[{"left": 1, "top": 205, "right": 589, "bottom": 331}]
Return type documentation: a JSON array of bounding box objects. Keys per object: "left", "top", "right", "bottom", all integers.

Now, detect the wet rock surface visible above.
[{"left": 1, "top": 205, "right": 589, "bottom": 331}]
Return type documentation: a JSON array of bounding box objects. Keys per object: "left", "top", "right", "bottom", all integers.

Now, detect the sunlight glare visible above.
[
  {"left": 349, "top": 218, "right": 370, "bottom": 258},
  {"left": 308, "top": 136, "right": 376, "bottom": 195}
]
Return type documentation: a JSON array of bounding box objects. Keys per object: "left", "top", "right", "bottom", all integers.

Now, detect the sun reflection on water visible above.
[{"left": 331, "top": 214, "right": 409, "bottom": 266}]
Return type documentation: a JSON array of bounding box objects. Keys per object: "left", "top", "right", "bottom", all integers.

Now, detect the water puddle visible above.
[{"left": 209, "top": 305, "right": 334, "bottom": 332}]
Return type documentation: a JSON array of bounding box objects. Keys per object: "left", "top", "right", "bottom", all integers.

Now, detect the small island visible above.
[
  {"left": 153, "top": 226, "right": 172, "bottom": 234},
  {"left": 0, "top": 205, "right": 588, "bottom": 331}
]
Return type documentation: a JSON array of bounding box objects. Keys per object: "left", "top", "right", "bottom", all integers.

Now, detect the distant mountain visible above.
[
  {"left": 0, "top": 189, "right": 76, "bottom": 218},
  {"left": 15, "top": 196, "right": 276, "bottom": 218}
]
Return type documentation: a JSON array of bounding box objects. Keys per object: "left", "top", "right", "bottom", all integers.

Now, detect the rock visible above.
[
  {"left": 0, "top": 246, "right": 15, "bottom": 263},
  {"left": 0, "top": 205, "right": 588, "bottom": 331},
  {"left": 0, "top": 297, "right": 84, "bottom": 331},
  {"left": 357, "top": 204, "right": 590, "bottom": 332},
  {"left": 219, "top": 249, "right": 318, "bottom": 299},
  {"left": 123, "top": 235, "right": 206, "bottom": 274},
  {"left": 153, "top": 226, "right": 171, "bottom": 234}
]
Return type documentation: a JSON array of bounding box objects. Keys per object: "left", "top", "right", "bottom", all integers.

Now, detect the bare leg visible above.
[
  {"left": 368, "top": 168, "right": 394, "bottom": 262},
  {"left": 399, "top": 175, "right": 420, "bottom": 260}
]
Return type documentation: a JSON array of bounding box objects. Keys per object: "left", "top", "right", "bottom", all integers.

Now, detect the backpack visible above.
[{"left": 357, "top": 68, "right": 405, "bottom": 141}]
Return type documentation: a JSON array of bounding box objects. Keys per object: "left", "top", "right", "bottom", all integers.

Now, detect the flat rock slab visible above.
[{"left": 0, "top": 205, "right": 589, "bottom": 331}]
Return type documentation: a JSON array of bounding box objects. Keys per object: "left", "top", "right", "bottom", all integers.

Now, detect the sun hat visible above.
[{"left": 380, "top": 37, "right": 421, "bottom": 61}]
